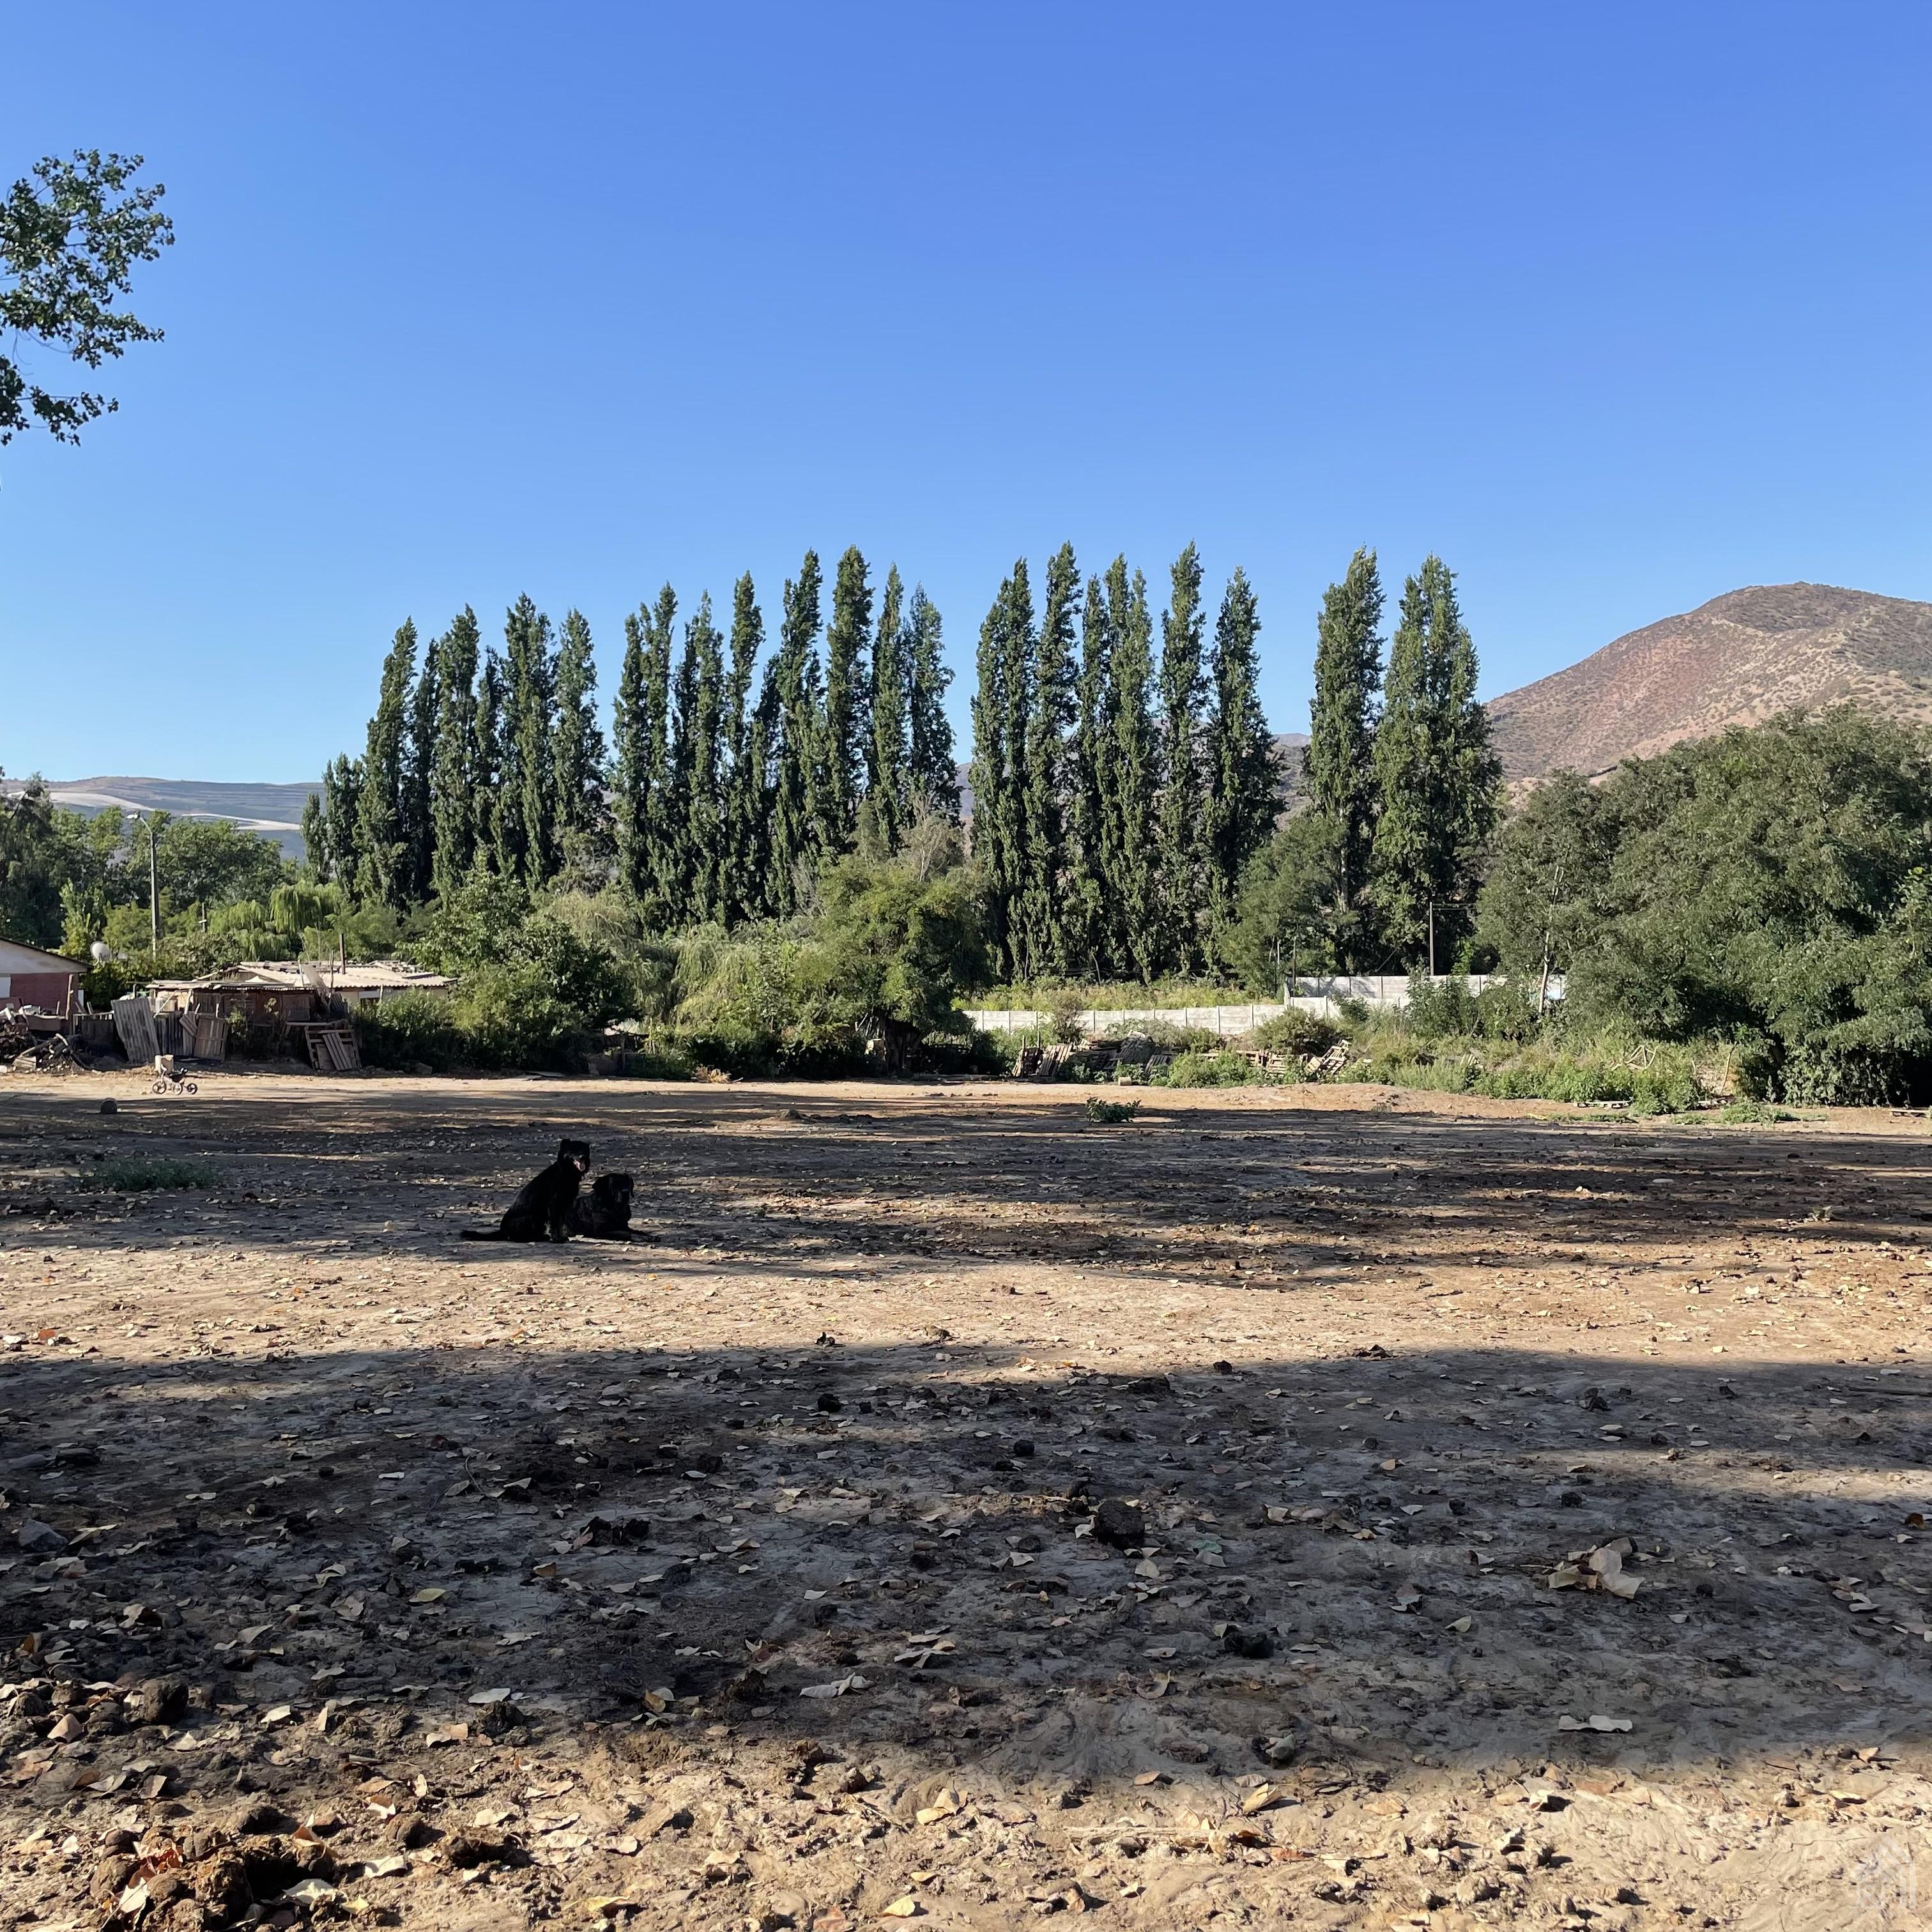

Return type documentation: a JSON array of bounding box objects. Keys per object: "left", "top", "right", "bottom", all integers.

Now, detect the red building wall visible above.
[{"left": 2, "top": 972, "right": 79, "bottom": 1011}]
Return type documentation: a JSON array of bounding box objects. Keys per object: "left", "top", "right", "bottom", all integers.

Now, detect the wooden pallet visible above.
[{"left": 297, "top": 1022, "right": 362, "bottom": 1072}]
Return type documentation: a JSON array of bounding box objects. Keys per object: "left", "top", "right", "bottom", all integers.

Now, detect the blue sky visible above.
[{"left": 3, "top": 2, "right": 1928, "bottom": 783}]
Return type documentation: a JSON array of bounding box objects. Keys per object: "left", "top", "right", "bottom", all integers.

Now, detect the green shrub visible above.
[
  {"left": 1083, "top": 1095, "right": 1142, "bottom": 1124},
  {"left": 1249, "top": 1008, "right": 1340, "bottom": 1057},
  {"left": 1474, "top": 980, "right": 1540, "bottom": 1041},
  {"left": 1406, "top": 974, "right": 1478, "bottom": 1039},
  {"left": 355, "top": 992, "right": 464, "bottom": 1071},
  {"left": 1126, "top": 1018, "right": 1222, "bottom": 1053},
  {"left": 1163, "top": 1050, "right": 1254, "bottom": 1088},
  {"left": 1715, "top": 1098, "right": 1795, "bottom": 1124},
  {"left": 1043, "top": 988, "right": 1089, "bottom": 1045}
]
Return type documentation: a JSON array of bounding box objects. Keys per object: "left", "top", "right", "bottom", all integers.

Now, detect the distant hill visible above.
[
  {"left": 1, "top": 776, "right": 319, "bottom": 857},
  {"left": 1487, "top": 583, "right": 1932, "bottom": 785}
]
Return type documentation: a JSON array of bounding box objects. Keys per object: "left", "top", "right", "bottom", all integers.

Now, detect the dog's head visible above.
[
  {"left": 593, "top": 1172, "right": 634, "bottom": 1209},
  {"left": 557, "top": 1138, "right": 592, "bottom": 1172}
]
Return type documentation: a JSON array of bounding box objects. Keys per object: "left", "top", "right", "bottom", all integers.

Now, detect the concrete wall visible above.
[{"left": 964, "top": 974, "right": 1560, "bottom": 1036}]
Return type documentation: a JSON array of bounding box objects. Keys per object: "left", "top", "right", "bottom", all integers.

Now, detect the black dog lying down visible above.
[
  {"left": 461, "top": 1138, "right": 590, "bottom": 1243},
  {"left": 569, "top": 1172, "right": 636, "bottom": 1239}
]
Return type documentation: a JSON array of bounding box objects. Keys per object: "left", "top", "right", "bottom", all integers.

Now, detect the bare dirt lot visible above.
[{"left": 1, "top": 1071, "right": 1929, "bottom": 1931}]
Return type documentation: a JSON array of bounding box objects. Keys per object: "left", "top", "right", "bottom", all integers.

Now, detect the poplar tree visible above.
[
  {"left": 613, "top": 606, "right": 651, "bottom": 902},
  {"left": 551, "top": 608, "right": 609, "bottom": 882},
  {"left": 969, "top": 564, "right": 1039, "bottom": 977},
  {"left": 684, "top": 594, "right": 726, "bottom": 923},
  {"left": 969, "top": 571, "right": 1022, "bottom": 976},
  {"left": 1156, "top": 544, "right": 1207, "bottom": 972},
  {"left": 500, "top": 595, "right": 556, "bottom": 889},
  {"left": 1105, "top": 558, "right": 1160, "bottom": 981},
  {"left": 353, "top": 619, "right": 416, "bottom": 908},
  {"left": 475, "top": 648, "right": 507, "bottom": 875},
  {"left": 429, "top": 607, "right": 481, "bottom": 898},
  {"left": 907, "top": 586, "right": 956, "bottom": 820},
  {"left": 640, "top": 586, "right": 677, "bottom": 909},
  {"left": 1369, "top": 556, "right": 1501, "bottom": 960},
  {"left": 317, "top": 755, "right": 363, "bottom": 888},
  {"left": 720, "top": 573, "right": 766, "bottom": 926},
  {"left": 865, "top": 565, "right": 910, "bottom": 854},
  {"left": 769, "top": 552, "right": 822, "bottom": 913},
  {"left": 1067, "top": 572, "right": 1117, "bottom": 977},
  {"left": 1018, "top": 542, "right": 1078, "bottom": 977},
  {"left": 403, "top": 627, "right": 439, "bottom": 902},
  {"left": 1303, "top": 549, "right": 1384, "bottom": 942},
  {"left": 818, "top": 546, "right": 871, "bottom": 856},
  {"left": 1203, "top": 567, "right": 1278, "bottom": 965}
]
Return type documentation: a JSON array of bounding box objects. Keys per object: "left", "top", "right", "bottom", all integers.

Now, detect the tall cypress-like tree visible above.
[
  {"left": 969, "top": 571, "right": 1022, "bottom": 977},
  {"left": 499, "top": 595, "right": 556, "bottom": 889},
  {"left": 318, "top": 755, "right": 363, "bottom": 888},
  {"left": 865, "top": 564, "right": 910, "bottom": 854},
  {"left": 682, "top": 594, "right": 726, "bottom": 923},
  {"left": 475, "top": 648, "right": 507, "bottom": 875},
  {"left": 1203, "top": 567, "right": 1278, "bottom": 965},
  {"left": 1156, "top": 544, "right": 1208, "bottom": 972},
  {"left": 1067, "top": 571, "right": 1118, "bottom": 977},
  {"left": 720, "top": 573, "right": 766, "bottom": 926},
  {"left": 429, "top": 607, "right": 481, "bottom": 898},
  {"left": 403, "top": 627, "right": 439, "bottom": 903},
  {"left": 551, "top": 609, "right": 608, "bottom": 882},
  {"left": 1303, "top": 549, "right": 1384, "bottom": 948},
  {"left": 1369, "top": 556, "right": 1501, "bottom": 961},
  {"left": 906, "top": 586, "right": 956, "bottom": 821},
  {"left": 818, "top": 546, "right": 872, "bottom": 857},
  {"left": 769, "top": 551, "right": 822, "bottom": 914},
  {"left": 1018, "top": 542, "right": 1078, "bottom": 977},
  {"left": 353, "top": 620, "right": 417, "bottom": 909},
  {"left": 1105, "top": 559, "right": 1160, "bottom": 981},
  {"left": 612, "top": 604, "right": 652, "bottom": 903},
  {"left": 640, "top": 586, "right": 677, "bottom": 910}
]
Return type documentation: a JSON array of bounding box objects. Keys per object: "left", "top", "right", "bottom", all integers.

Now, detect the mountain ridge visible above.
[{"left": 1487, "top": 582, "right": 1932, "bottom": 783}]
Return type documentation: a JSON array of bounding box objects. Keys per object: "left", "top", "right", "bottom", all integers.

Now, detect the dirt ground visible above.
[{"left": 1, "top": 1070, "right": 1929, "bottom": 1932}]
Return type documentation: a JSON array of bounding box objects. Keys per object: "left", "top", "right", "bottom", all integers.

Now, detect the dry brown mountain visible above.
[{"left": 1487, "top": 582, "right": 1932, "bottom": 784}]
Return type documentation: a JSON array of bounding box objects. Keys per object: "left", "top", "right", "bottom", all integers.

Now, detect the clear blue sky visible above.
[{"left": 4, "top": 3, "right": 1928, "bottom": 783}]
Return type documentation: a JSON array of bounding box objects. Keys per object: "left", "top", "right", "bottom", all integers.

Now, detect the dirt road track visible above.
[{"left": 1, "top": 1072, "right": 1929, "bottom": 1929}]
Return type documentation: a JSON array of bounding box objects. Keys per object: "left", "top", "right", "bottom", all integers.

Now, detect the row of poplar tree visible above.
[
  {"left": 307, "top": 539, "right": 1499, "bottom": 978},
  {"left": 304, "top": 549, "right": 960, "bottom": 930}
]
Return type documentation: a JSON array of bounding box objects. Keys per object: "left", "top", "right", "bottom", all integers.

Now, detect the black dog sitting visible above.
[
  {"left": 569, "top": 1172, "right": 636, "bottom": 1239},
  {"left": 461, "top": 1138, "right": 590, "bottom": 1243}
]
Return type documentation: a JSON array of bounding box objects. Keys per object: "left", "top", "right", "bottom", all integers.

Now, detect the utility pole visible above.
[{"left": 148, "top": 815, "right": 160, "bottom": 953}]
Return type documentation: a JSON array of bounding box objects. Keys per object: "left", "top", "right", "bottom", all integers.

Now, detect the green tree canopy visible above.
[{"left": 1, "top": 151, "right": 172, "bottom": 443}]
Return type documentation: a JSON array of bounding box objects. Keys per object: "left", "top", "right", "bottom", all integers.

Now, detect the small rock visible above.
[
  {"left": 815, "top": 1392, "right": 842, "bottom": 1414},
  {"left": 16, "top": 1519, "right": 66, "bottom": 1554},
  {"left": 1094, "top": 1498, "right": 1143, "bottom": 1549},
  {"left": 1222, "top": 1625, "right": 1275, "bottom": 1660},
  {"left": 100, "top": 1099, "right": 118, "bottom": 1115},
  {"left": 127, "top": 1678, "right": 188, "bottom": 1728}
]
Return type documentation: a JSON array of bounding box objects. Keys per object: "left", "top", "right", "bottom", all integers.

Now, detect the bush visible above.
[
  {"left": 1474, "top": 980, "right": 1540, "bottom": 1041},
  {"left": 1715, "top": 1098, "right": 1794, "bottom": 1124},
  {"left": 355, "top": 992, "right": 464, "bottom": 1072},
  {"left": 1123, "top": 1018, "right": 1222, "bottom": 1053},
  {"left": 1043, "top": 988, "right": 1088, "bottom": 1045},
  {"left": 1084, "top": 1095, "right": 1142, "bottom": 1124},
  {"left": 1163, "top": 1050, "right": 1254, "bottom": 1088},
  {"left": 1249, "top": 1008, "right": 1340, "bottom": 1057},
  {"left": 1405, "top": 973, "right": 1478, "bottom": 1039}
]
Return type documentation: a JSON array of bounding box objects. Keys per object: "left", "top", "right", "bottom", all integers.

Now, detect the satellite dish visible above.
[{"left": 89, "top": 941, "right": 111, "bottom": 963}]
